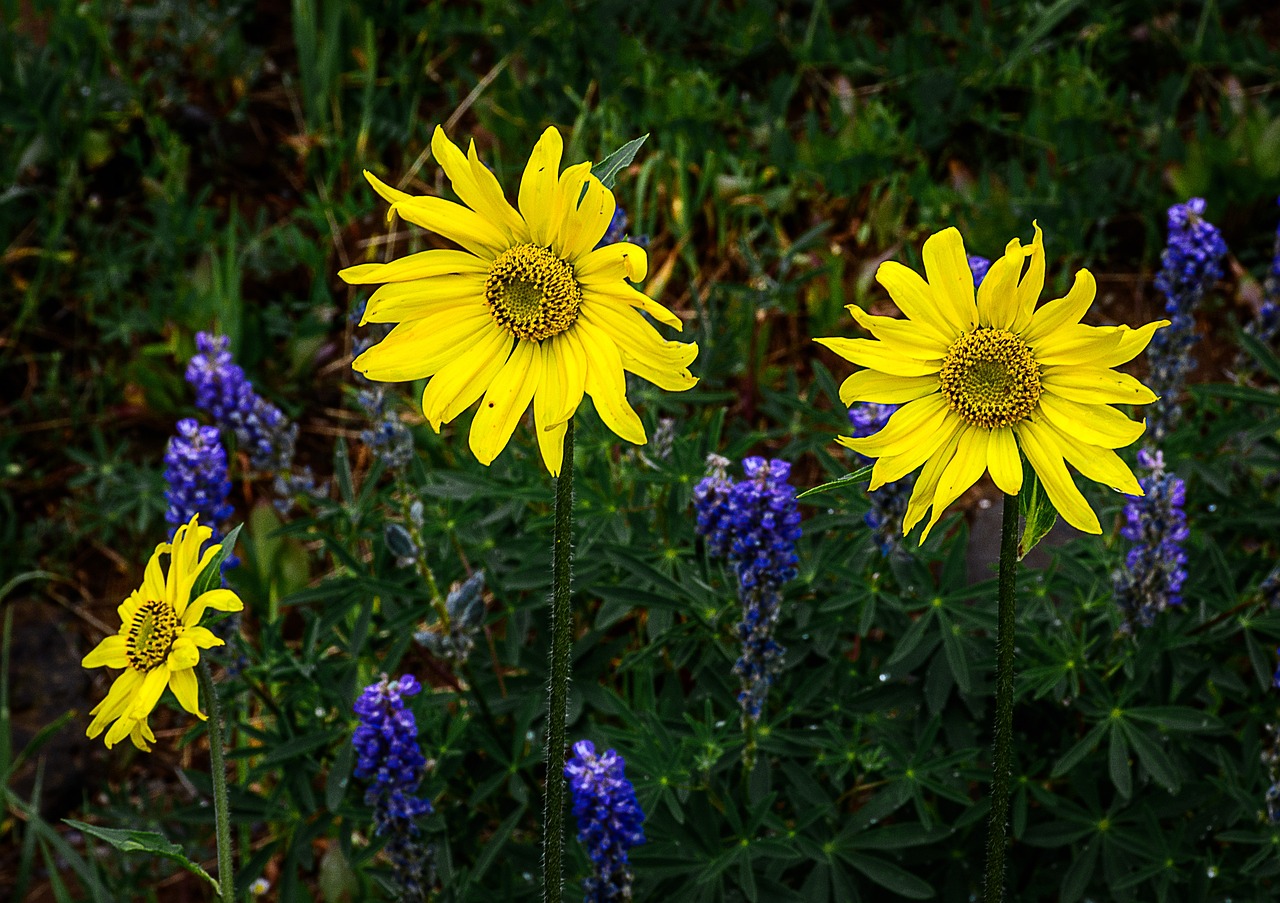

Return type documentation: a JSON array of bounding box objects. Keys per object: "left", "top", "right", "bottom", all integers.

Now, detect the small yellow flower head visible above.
[
  {"left": 82, "top": 516, "right": 243, "bottom": 751},
  {"left": 340, "top": 126, "right": 699, "bottom": 475},
  {"left": 816, "top": 223, "right": 1168, "bottom": 541}
]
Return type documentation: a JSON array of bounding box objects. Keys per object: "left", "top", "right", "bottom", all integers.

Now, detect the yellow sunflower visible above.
[
  {"left": 82, "top": 515, "right": 243, "bottom": 751},
  {"left": 339, "top": 126, "right": 699, "bottom": 475},
  {"left": 817, "top": 224, "right": 1168, "bottom": 540}
]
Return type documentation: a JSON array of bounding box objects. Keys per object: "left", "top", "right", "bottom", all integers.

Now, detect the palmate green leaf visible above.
[
  {"left": 594, "top": 135, "right": 649, "bottom": 189},
  {"left": 796, "top": 465, "right": 874, "bottom": 501},
  {"left": 63, "top": 819, "right": 218, "bottom": 890}
]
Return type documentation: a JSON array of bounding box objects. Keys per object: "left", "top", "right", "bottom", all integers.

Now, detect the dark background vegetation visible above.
[{"left": 3, "top": 1, "right": 1280, "bottom": 901}]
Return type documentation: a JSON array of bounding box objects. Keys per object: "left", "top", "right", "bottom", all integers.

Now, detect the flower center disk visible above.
[
  {"left": 938, "top": 328, "right": 1042, "bottom": 429},
  {"left": 126, "top": 599, "right": 179, "bottom": 672},
  {"left": 484, "top": 243, "right": 582, "bottom": 341}
]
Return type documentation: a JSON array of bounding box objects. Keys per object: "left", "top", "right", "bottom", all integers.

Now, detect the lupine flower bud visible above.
[
  {"left": 848, "top": 403, "right": 912, "bottom": 555},
  {"left": 1113, "top": 449, "right": 1189, "bottom": 630}
]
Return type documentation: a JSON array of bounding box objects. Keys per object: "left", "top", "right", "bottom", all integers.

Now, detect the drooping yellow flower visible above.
[
  {"left": 83, "top": 516, "right": 243, "bottom": 751},
  {"left": 816, "top": 224, "right": 1168, "bottom": 540},
  {"left": 340, "top": 126, "right": 699, "bottom": 475}
]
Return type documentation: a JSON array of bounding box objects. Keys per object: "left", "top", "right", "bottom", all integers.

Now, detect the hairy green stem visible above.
[
  {"left": 198, "top": 661, "right": 236, "bottom": 903},
  {"left": 983, "top": 491, "right": 1020, "bottom": 902},
  {"left": 543, "top": 418, "right": 576, "bottom": 903}
]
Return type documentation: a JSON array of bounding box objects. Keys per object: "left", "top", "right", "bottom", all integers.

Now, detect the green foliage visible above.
[{"left": 4, "top": 0, "right": 1280, "bottom": 900}]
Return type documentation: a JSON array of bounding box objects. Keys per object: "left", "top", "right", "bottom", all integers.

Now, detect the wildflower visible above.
[
  {"left": 82, "top": 516, "right": 243, "bottom": 750},
  {"left": 1146, "top": 199, "right": 1228, "bottom": 441},
  {"left": 692, "top": 454, "right": 734, "bottom": 559},
  {"left": 353, "top": 674, "right": 434, "bottom": 902},
  {"left": 249, "top": 878, "right": 271, "bottom": 897},
  {"left": 817, "top": 223, "right": 1167, "bottom": 539},
  {"left": 695, "top": 457, "right": 802, "bottom": 723},
  {"left": 1113, "top": 449, "right": 1189, "bottom": 630},
  {"left": 357, "top": 387, "right": 414, "bottom": 469},
  {"left": 414, "top": 571, "right": 487, "bottom": 664},
  {"left": 564, "top": 740, "right": 645, "bottom": 903},
  {"left": 1244, "top": 197, "right": 1280, "bottom": 351},
  {"left": 339, "top": 127, "right": 698, "bottom": 475},
  {"left": 597, "top": 206, "right": 630, "bottom": 249},
  {"left": 848, "top": 403, "right": 912, "bottom": 555},
  {"left": 163, "top": 418, "right": 233, "bottom": 544},
  {"left": 968, "top": 254, "right": 992, "bottom": 287}
]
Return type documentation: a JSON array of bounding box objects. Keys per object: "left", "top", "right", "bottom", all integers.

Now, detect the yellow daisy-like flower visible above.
[
  {"left": 817, "top": 224, "right": 1168, "bottom": 540},
  {"left": 340, "top": 126, "right": 699, "bottom": 475},
  {"left": 82, "top": 515, "right": 243, "bottom": 751}
]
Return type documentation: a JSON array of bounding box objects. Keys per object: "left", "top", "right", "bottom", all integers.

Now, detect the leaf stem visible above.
[
  {"left": 983, "top": 490, "right": 1020, "bottom": 902},
  {"left": 198, "top": 660, "right": 236, "bottom": 903},
  {"left": 543, "top": 418, "right": 576, "bottom": 903}
]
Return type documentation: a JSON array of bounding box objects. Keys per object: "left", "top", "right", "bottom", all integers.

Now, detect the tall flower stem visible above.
[
  {"left": 198, "top": 661, "right": 235, "bottom": 903},
  {"left": 983, "top": 491, "right": 1020, "bottom": 902},
  {"left": 543, "top": 418, "right": 576, "bottom": 903}
]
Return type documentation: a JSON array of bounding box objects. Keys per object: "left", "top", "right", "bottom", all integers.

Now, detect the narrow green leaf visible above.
[
  {"left": 1119, "top": 722, "right": 1181, "bottom": 793},
  {"left": 1108, "top": 725, "right": 1132, "bottom": 799},
  {"left": 796, "top": 466, "right": 874, "bottom": 501},
  {"left": 594, "top": 135, "right": 648, "bottom": 189},
  {"left": 1059, "top": 839, "right": 1097, "bottom": 903},
  {"left": 840, "top": 851, "right": 935, "bottom": 899},
  {"left": 1239, "top": 328, "right": 1280, "bottom": 382},
  {"left": 1050, "top": 719, "right": 1109, "bottom": 778},
  {"left": 1017, "top": 469, "right": 1055, "bottom": 560},
  {"left": 63, "top": 819, "right": 218, "bottom": 889},
  {"left": 189, "top": 523, "right": 243, "bottom": 601}
]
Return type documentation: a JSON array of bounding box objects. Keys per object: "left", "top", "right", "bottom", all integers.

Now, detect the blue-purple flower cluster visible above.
[
  {"left": 1146, "top": 199, "right": 1229, "bottom": 441},
  {"left": 967, "top": 254, "right": 992, "bottom": 287},
  {"left": 597, "top": 206, "right": 630, "bottom": 250},
  {"left": 186, "top": 332, "right": 322, "bottom": 511},
  {"left": 163, "top": 418, "right": 233, "bottom": 543},
  {"left": 694, "top": 456, "right": 802, "bottom": 723},
  {"left": 848, "top": 403, "right": 911, "bottom": 555},
  {"left": 1262, "top": 722, "right": 1280, "bottom": 823},
  {"left": 564, "top": 739, "right": 645, "bottom": 903},
  {"left": 352, "top": 674, "right": 434, "bottom": 901},
  {"left": 1113, "top": 449, "right": 1189, "bottom": 630},
  {"left": 357, "top": 387, "right": 414, "bottom": 470}
]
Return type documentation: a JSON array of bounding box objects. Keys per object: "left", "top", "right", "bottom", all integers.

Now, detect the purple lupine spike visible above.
[
  {"left": 352, "top": 674, "right": 435, "bottom": 901},
  {"left": 1146, "top": 199, "right": 1228, "bottom": 441},
  {"left": 162, "top": 418, "right": 233, "bottom": 543},
  {"left": 565, "top": 740, "right": 645, "bottom": 903},
  {"left": 848, "top": 403, "right": 912, "bottom": 555},
  {"left": 1113, "top": 449, "right": 1189, "bottom": 630}
]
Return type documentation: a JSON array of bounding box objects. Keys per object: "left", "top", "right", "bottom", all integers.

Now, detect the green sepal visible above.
[
  {"left": 1017, "top": 469, "right": 1055, "bottom": 560},
  {"left": 63, "top": 819, "right": 219, "bottom": 890},
  {"left": 189, "top": 523, "right": 244, "bottom": 601},
  {"left": 796, "top": 465, "right": 874, "bottom": 501},
  {"left": 593, "top": 135, "right": 648, "bottom": 189}
]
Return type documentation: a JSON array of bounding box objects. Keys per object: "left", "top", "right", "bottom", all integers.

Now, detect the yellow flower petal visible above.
[
  {"left": 1015, "top": 418, "right": 1101, "bottom": 534},
  {"left": 534, "top": 354, "right": 572, "bottom": 476},
  {"left": 921, "top": 227, "right": 979, "bottom": 335},
  {"left": 359, "top": 275, "right": 487, "bottom": 325},
  {"left": 339, "top": 248, "right": 488, "bottom": 285},
  {"left": 519, "top": 127, "right": 565, "bottom": 247},
  {"left": 468, "top": 139, "right": 531, "bottom": 244},
  {"left": 186, "top": 625, "right": 224, "bottom": 649},
  {"left": 87, "top": 670, "right": 143, "bottom": 737},
  {"left": 468, "top": 339, "right": 542, "bottom": 465},
  {"left": 840, "top": 394, "right": 950, "bottom": 459},
  {"left": 125, "top": 667, "right": 169, "bottom": 726},
  {"left": 576, "top": 321, "right": 647, "bottom": 445},
  {"left": 845, "top": 305, "right": 950, "bottom": 358},
  {"left": 584, "top": 283, "right": 683, "bottom": 331},
  {"left": 838, "top": 371, "right": 940, "bottom": 406},
  {"left": 420, "top": 328, "right": 514, "bottom": 429},
  {"left": 813, "top": 337, "right": 942, "bottom": 378},
  {"left": 858, "top": 412, "right": 964, "bottom": 489},
  {"left": 920, "top": 425, "right": 989, "bottom": 540},
  {"left": 1050, "top": 429, "right": 1144, "bottom": 496},
  {"left": 874, "top": 260, "right": 960, "bottom": 343},
  {"left": 1090, "top": 320, "right": 1170, "bottom": 368},
  {"left": 353, "top": 310, "right": 496, "bottom": 382},
  {"left": 580, "top": 304, "right": 698, "bottom": 392},
  {"left": 82, "top": 635, "right": 128, "bottom": 669},
  {"left": 1037, "top": 394, "right": 1145, "bottom": 449},
  {"left": 1023, "top": 268, "right": 1097, "bottom": 346},
  {"left": 1012, "top": 221, "right": 1045, "bottom": 333},
  {"left": 141, "top": 542, "right": 167, "bottom": 602},
  {"left": 904, "top": 428, "right": 964, "bottom": 535},
  {"left": 987, "top": 426, "right": 1023, "bottom": 496},
  {"left": 431, "top": 126, "right": 527, "bottom": 243},
  {"left": 1032, "top": 324, "right": 1127, "bottom": 368},
  {"left": 976, "top": 244, "right": 1025, "bottom": 331},
  {"left": 389, "top": 195, "right": 510, "bottom": 260},
  {"left": 558, "top": 172, "right": 616, "bottom": 262},
  {"left": 576, "top": 242, "right": 649, "bottom": 283},
  {"left": 183, "top": 588, "right": 244, "bottom": 629},
  {"left": 128, "top": 720, "right": 155, "bottom": 752},
  {"left": 1040, "top": 368, "right": 1158, "bottom": 405},
  {"left": 363, "top": 168, "right": 413, "bottom": 208},
  {"left": 168, "top": 663, "right": 204, "bottom": 719}
]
